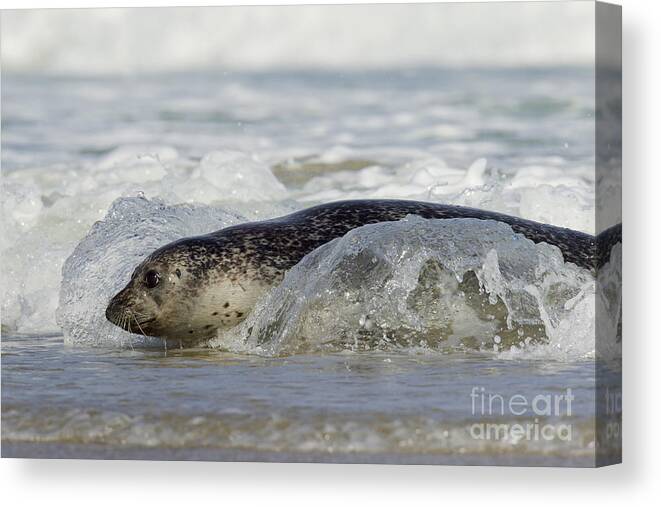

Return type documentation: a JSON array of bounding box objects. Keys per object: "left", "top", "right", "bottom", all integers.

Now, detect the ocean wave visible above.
[
  {"left": 2, "top": 4, "right": 594, "bottom": 74},
  {"left": 212, "top": 216, "right": 615, "bottom": 361},
  {"left": 2, "top": 404, "right": 599, "bottom": 460}
]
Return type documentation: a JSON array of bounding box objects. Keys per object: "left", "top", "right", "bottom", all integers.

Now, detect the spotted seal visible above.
[{"left": 105, "top": 199, "right": 621, "bottom": 344}]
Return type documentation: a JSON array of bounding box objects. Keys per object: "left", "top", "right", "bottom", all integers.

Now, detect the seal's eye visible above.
[{"left": 144, "top": 270, "right": 160, "bottom": 289}]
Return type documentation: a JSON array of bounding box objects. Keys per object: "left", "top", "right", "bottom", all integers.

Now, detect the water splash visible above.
[
  {"left": 56, "top": 197, "right": 243, "bottom": 346},
  {"left": 212, "top": 216, "right": 607, "bottom": 360}
]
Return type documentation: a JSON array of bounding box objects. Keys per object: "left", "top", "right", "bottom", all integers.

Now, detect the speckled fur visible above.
[{"left": 106, "top": 199, "right": 620, "bottom": 343}]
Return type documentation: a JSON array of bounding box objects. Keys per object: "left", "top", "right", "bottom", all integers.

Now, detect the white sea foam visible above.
[{"left": 1, "top": 147, "right": 292, "bottom": 335}]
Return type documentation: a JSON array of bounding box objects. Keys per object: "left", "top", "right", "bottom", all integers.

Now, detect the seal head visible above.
[{"left": 105, "top": 238, "right": 259, "bottom": 344}]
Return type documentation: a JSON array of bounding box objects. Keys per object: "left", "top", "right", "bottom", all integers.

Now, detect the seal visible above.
[{"left": 105, "top": 199, "right": 620, "bottom": 344}]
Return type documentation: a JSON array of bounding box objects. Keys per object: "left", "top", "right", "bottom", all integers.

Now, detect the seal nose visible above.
[
  {"left": 105, "top": 293, "right": 123, "bottom": 326},
  {"left": 105, "top": 299, "right": 117, "bottom": 324}
]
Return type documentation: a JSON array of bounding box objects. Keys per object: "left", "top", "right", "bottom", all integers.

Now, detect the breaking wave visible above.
[{"left": 213, "top": 216, "right": 619, "bottom": 361}]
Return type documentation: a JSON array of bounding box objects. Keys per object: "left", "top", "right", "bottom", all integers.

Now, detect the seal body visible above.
[{"left": 105, "top": 199, "right": 613, "bottom": 344}]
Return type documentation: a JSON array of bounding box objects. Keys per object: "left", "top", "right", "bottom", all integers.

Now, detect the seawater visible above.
[
  {"left": 3, "top": 335, "right": 615, "bottom": 465},
  {"left": 1, "top": 68, "right": 620, "bottom": 464}
]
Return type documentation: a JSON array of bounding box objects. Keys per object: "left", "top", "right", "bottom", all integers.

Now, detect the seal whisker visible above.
[
  {"left": 123, "top": 315, "right": 135, "bottom": 351},
  {"left": 130, "top": 310, "right": 148, "bottom": 338},
  {"left": 119, "top": 313, "right": 132, "bottom": 350}
]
